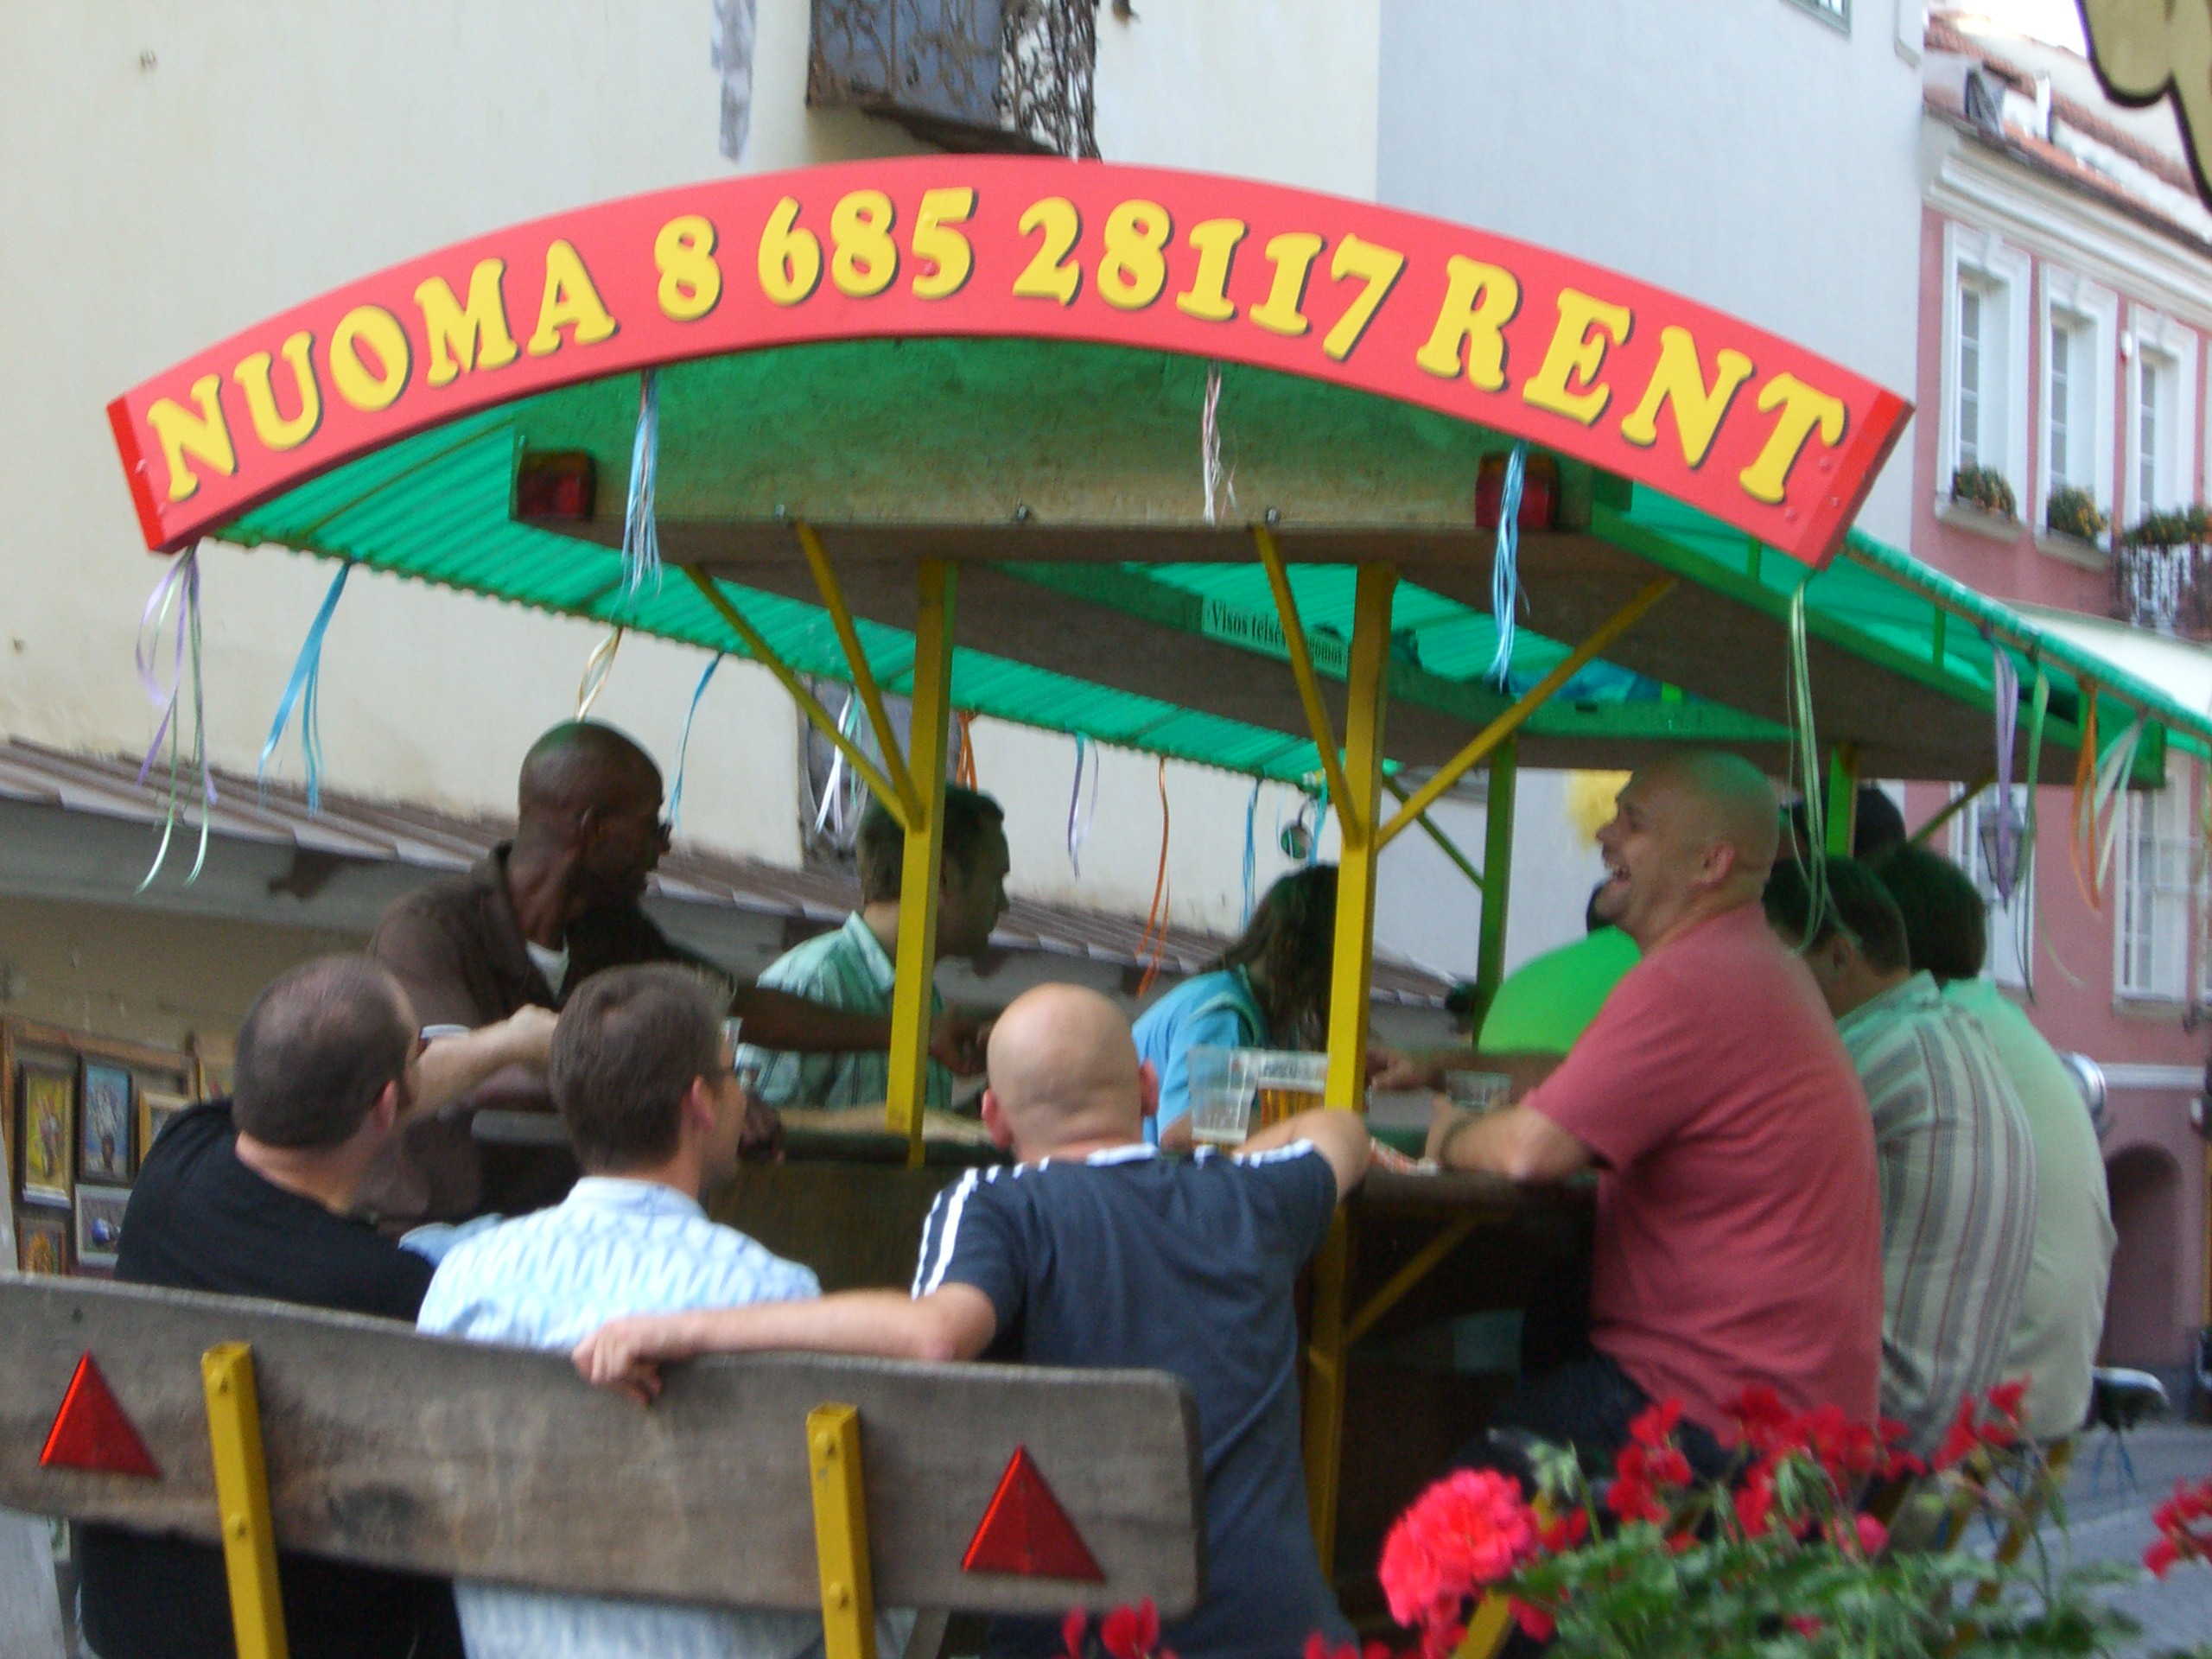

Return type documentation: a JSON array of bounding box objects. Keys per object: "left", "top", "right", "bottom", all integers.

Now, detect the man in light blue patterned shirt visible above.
[{"left": 418, "top": 963, "right": 907, "bottom": 1659}]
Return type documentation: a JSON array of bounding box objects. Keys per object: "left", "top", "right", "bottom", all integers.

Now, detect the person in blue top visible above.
[{"left": 1133, "top": 864, "right": 1338, "bottom": 1145}]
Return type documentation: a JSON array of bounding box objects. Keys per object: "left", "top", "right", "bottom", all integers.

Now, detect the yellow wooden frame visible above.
[
  {"left": 202, "top": 1342, "right": 289, "bottom": 1659},
  {"left": 885, "top": 562, "right": 956, "bottom": 1164},
  {"left": 1378, "top": 577, "right": 1676, "bottom": 849},
  {"left": 797, "top": 523, "right": 922, "bottom": 823},
  {"left": 808, "top": 1402, "right": 879, "bottom": 1659}
]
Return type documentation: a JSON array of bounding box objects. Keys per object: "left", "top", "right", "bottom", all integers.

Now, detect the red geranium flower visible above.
[
  {"left": 1377, "top": 1469, "right": 1541, "bottom": 1631},
  {"left": 1629, "top": 1398, "right": 1683, "bottom": 1447},
  {"left": 1099, "top": 1600, "right": 1160, "bottom": 1659},
  {"left": 1510, "top": 1599, "right": 1555, "bottom": 1641}
]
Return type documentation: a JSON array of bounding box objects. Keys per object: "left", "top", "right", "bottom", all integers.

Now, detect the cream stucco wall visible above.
[{"left": 2, "top": 2, "right": 1400, "bottom": 938}]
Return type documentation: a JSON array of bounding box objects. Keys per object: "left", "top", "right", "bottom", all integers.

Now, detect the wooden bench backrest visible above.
[{"left": 0, "top": 1276, "right": 1205, "bottom": 1618}]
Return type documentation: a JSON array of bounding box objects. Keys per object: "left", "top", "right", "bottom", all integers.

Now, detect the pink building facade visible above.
[{"left": 1908, "top": 16, "right": 2212, "bottom": 1383}]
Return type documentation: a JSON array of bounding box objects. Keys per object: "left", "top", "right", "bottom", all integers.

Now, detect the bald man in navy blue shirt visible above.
[{"left": 576, "top": 982, "right": 1371, "bottom": 1659}]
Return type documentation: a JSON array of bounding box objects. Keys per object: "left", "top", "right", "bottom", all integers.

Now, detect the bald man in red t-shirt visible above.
[{"left": 1429, "top": 753, "right": 1882, "bottom": 1475}]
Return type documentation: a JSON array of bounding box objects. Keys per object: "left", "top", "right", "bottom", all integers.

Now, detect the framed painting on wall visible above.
[
  {"left": 18, "top": 1064, "right": 73, "bottom": 1204},
  {"left": 74, "top": 1184, "right": 130, "bottom": 1269},
  {"left": 18, "top": 1208, "right": 69, "bottom": 1274},
  {"left": 79, "top": 1063, "right": 133, "bottom": 1183}
]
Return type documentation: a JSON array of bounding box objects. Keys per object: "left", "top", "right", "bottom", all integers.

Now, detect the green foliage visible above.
[
  {"left": 1953, "top": 464, "right": 2018, "bottom": 519},
  {"left": 2123, "top": 503, "right": 2212, "bottom": 549},
  {"left": 2044, "top": 486, "right": 2109, "bottom": 543}
]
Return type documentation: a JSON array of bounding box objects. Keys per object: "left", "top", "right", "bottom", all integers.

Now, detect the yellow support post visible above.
[
  {"left": 1380, "top": 577, "right": 1675, "bottom": 849},
  {"left": 1826, "top": 742, "right": 1860, "bottom": 857},
  {"left": 685, "top": 568, "right": 909, "bottom": 829},
  {"left": 201, "top": 1343, "right": 288, "bottom": 1659},
  {"left": 1253, "top": 524, "right": 1359, "bottom": 836},
  {"left": 1301, "top": 562, "right": 1394, "bottom": 1576},
  {"left": 887, "top": 561, "right": 955, "bottom": 1165},
  {"left": 806, "top": 1404, "right": 878, "bottom": 1659},
  {"left": 796, "top": 523, "right": 922, "bottom": 823}
]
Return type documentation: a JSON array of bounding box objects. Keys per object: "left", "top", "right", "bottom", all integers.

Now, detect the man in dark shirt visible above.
[
  {"left": 366, "top": 720, "right": 976, "bottom": 1223},
  {"left": 574, "top": 982, "right": 1370, "bottom": 1659},
  {"left": 78, "top": 956, "right": 537, "bottom": 1659}
]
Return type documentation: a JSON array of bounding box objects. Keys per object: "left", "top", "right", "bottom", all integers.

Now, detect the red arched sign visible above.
[{"left": 108, "top": 156, "right": 1908, "bottom": 567}]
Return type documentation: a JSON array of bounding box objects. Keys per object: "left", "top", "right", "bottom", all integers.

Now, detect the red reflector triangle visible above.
[
  {"left": 962, "top": 1445, "right": 1104, "bottom": 1581},
  {"left": 40, "top": 1353, "right": 160, "bottom": 1479}
]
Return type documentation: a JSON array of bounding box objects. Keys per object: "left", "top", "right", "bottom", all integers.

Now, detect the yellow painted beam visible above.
[
  {"left": 796, "top": 522, "right": 922, "bottom": 823},
  {"left": 684, "top": 568, "right": 908, "bottom": 830},
  {"left": 887, "top": 561, "right": 954, "bottom": 1165},
  {"left": 807, "top": 1404, "right": 878, "bottom": 1659},
  {"left": 1301, "top": 562, "right": 1393, "bottom": 1578},
  {"left": 1344, "top": 1215, "right": 1479, "bottom": 1348},
  {"left": 1384, "top": 775, "right": 1484, "bottom": 892},
  {"left": 1910, "top": 774, "right": 1993, "bottom": 847},
  {"left": 1253, "top": 524, "right": 1360, "bottom": 838},
  {"left": 202, "top": 1343, "right": 289, "bottom": 1659},
  {"left": 1826, "top": 742, "right": 1860, "bottom": 858},
  {"left": 1378, "top": 576, "right": 1676, "bottom": 850}
]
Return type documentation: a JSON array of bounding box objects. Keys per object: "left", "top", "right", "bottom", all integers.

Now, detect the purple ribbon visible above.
[{"left": 1991, "top": 643, "right": 2019, "bottom": 901}]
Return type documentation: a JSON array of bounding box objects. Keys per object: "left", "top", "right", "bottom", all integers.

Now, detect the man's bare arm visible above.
[
  {"left": 731, "top": 984, "right": 984, "bottom": 1076},
  {"left": 413, "top": 1007, "right": 557, "bottom": 1117},
  {"left": 1239, "top": 1108, "right": 1371, "bottom": 1198},
  {"left": 1425, "top": 1100, "right": 1593, "bottom": 1184},
  {"left": 574, "top": 1285, "right": 999, "bottom": 1401}
]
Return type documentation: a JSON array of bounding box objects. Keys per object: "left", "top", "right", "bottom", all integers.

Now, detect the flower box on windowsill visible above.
[
  {"left": 1935, "top": 494, "right": 2024, "bottom": 543},
  {"left": 2033, "top": 527, "right": 2109, "bottom": 570}
]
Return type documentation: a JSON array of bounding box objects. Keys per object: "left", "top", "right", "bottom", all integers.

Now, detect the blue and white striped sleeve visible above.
[{"left": 911, "top": 1168, "right": 1024, "bottom": 1326}]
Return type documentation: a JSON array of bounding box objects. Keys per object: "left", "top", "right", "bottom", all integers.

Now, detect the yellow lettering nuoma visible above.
[
  {"left": 1414, "top": 257, "right": 1521, "bottom": 391},
  {"left": 416, "top": 260, "right": 518, "bottom": 388},
  {"left": 1618, "top": 326, "right": 1755, "bottom": 468},
  {"left": 1738, "top": 374, "right": 1847, "bottom": 505},
  {"left": 528, "top": 239, "right": 619, "bottom": 357},
  {"left": 1522, "top": 289, "right": 1634, "bottom": 426},
  {"left": 145, "top": 375, "right": 236, "bottom": 503},
  {"left": 233, "top": 332, "right": 323, "bottom": 452},
  {"left": 328, "top": 307, "right": 412, "bottom": 412}
]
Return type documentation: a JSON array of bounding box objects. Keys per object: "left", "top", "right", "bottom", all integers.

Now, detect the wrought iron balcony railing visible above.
[{"left": 810, "top": 0, "right": 1100, "bottom": 158}]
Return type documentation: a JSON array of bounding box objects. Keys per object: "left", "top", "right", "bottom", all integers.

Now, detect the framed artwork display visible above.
[
  {"left": 74, "top": 1184, "right": 130, "bottom": 1269},
  {"left": 18, "top": 1064, "right": 74, "bottom": 1204},
  {"left": 139, "top": 1089, "right": 190, "bottom": 1157},
  {"left": 80, "top": 1063, "right": 133, "bottom": 1183},
  {"left": 18, "top": 1207, "right": 69, "bottom": 1274}
]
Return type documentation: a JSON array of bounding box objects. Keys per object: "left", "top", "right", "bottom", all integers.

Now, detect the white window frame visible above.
[
  {"left": 1953, "top": 785, "right": 2034, "bottom": 988},
  {"left": 1939, "top": 223, "right": 2032, "bottom": 515},
  {"left": 2037, "top": 265, "right": 2116, "bottom": 534},
  {"left": 2114, "top": 768, "right": 2200, "bottom": 1003},
  {"left": 2125, "top": 305, "right": 2199, "bottom": 525}
]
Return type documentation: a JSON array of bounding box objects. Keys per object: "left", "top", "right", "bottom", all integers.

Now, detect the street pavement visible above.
[{"left": 2034, "top": 1421, "right": 2212, "bottom": 1654}]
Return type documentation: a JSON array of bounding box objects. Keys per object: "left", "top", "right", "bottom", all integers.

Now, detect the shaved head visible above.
[
  {"left": 518, "top": 721, "right": 662, "bottom": 817},
  {"left": 984, "top": 984, "right": 1148, "bottom": 1154},
  {"left": 1592, "top": 750, "right": 1780, "bottom": 949}
]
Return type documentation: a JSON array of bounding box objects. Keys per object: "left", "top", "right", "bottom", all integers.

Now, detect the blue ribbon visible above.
[
  {"left": 664, "top": 652, "right": 723, "bottom": 837},
  {"left": 621, "top": 370, "right": 662, "bottom": 601},
  {"left": 1486, "top": 442, "right": 1528, "bottom": 688},
  {"left": 1241, "top": 779, "right": 1261, "bottom": 921},
  {"left": 258, "top": 562, "right": 352, "bottom": 812}
]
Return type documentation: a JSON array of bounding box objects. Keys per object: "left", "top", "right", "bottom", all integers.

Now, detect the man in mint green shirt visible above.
[{"left": 740, "top": 786, "right": 1009, "bottom": 1110}]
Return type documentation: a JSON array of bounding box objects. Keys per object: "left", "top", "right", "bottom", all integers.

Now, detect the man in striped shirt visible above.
[{"left": 1764, "top": 856, "right": 2038, "bottom": 1455}]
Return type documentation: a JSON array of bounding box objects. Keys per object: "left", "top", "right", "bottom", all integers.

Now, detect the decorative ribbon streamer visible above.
[
  {"left": 132, "top": 546, "right": 218, "bottom": 890},
  {"left": 1135, "top": 758, "right": 1172, "bottom": 1001},
  {"left": 1240, "top": 778, "right": 1262, "bottom": 923},
  {"left": 1485, "top": 443, "right": 1528, "bottom": 688},
  {"left": 1988, "top": 642, "right": 2020, "bottom": 903},
  {"left": 1785, "top": 579, "right": 1828, "bottom": 948},
  {"left": 576, "top": 626, "right": 625, "bottom": 719},
  {"left": 954, "top": 711, "right": 979, "bottom": 789},
  {"left": 1065, "top": 735, "right": 1101, "bottom": 878},
  {"left": 620, "top": 369, "right": 662, "bottom": 601},
  {"left": 1199, "top": 364, "right": 1235, "bottom": 525},
  {"left": 812, "top": 692, "right": 866, "bottom": 846},
  {"left": 2016, "top": 666, "right": 2049, "bottom": 1000},
  {"left": 664, "top": 652, "right": 723, "bottom": 838},
  {"left": 257, "top": 562, "right": 353, "bottom": 813}
]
